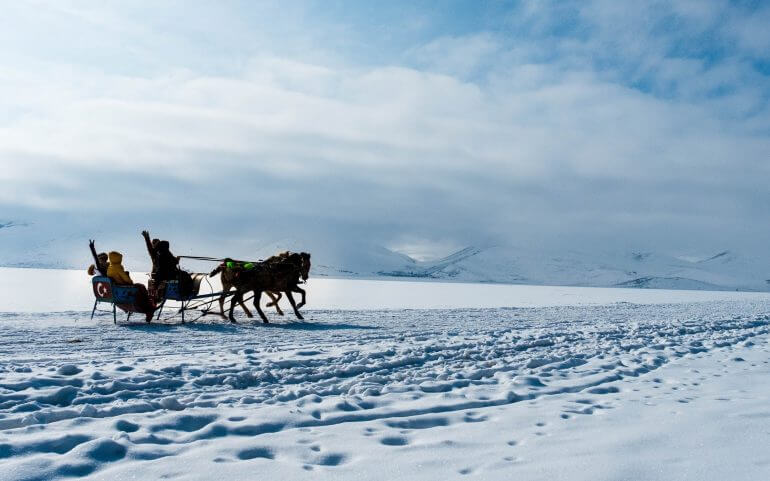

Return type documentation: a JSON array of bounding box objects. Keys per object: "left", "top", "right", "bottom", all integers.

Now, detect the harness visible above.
[
  {"left": 226, "top": 261, "right": 256, "bottom": 270},
  {"left": 222, "top": 255, "right": 307, "bottom": 284}
]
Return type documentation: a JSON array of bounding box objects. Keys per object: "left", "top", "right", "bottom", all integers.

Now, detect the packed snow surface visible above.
[{"left": 1, "top": 268, "right": 770, "bottom": 480}]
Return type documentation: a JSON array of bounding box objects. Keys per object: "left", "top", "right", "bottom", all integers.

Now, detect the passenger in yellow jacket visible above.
[
  {"left": 106, "top": 251, "right": 155, "bottom": 321},
  {"left": 107, "top": 251, "right": 133, "bottom": 285}
]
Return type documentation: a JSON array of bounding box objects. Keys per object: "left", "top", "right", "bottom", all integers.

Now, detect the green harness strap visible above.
[{"left": 226, "top": 260, "right": 255, "bottom": 270}]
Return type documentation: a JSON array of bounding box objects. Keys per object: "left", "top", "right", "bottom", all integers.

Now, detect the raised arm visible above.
[
  {"left": 89, "top": 239, "right": 100, "bottom": 265},
  {"left": 141, "top": 230, "right": 155, "bottom": 258},
  {"left": 89, "top": 240, "right": 107, "bottom": 276}
]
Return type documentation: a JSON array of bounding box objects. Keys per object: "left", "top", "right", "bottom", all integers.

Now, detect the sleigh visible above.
[
  {"left": 91, "top": 273, "right": 226, "bottom": 323},
  {"left": 90, "top": 276, "right": 144, "bottom": 323}
]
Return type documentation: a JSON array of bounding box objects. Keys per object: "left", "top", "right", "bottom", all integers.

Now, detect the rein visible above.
[{"left": 178, "top": 255, "right": 265, "bottom": 264}]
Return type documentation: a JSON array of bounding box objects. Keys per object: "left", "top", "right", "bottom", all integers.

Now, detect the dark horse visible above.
[
  {"left": 258, "top": 251, "right": 311, "bottom": 311},
  {"left": 210, "top": 262, "right": 283, "bottom": 319},
  {"left": 216, "top": 252, "right": 311, "bottom": 323}
]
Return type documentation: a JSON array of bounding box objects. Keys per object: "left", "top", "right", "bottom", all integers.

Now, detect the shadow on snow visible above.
[{"left": 117, "top": 319, "right": 379, "bottom": 332}]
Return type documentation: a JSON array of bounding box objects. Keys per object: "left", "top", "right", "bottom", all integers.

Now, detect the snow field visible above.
[{"left": 1, "top": 298, "right": 769, "bottom": 479}]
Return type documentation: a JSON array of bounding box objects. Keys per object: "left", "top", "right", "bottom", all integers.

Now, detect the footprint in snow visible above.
[
  {"left": 307, "top": 453, "right": 348, "bottom": 466},
  {"left": 115, "top": 420, "right": 139, "bottom": 432},
  {"left": 586, "top": 386, "right": 619, "bottom": 395},
  {"left": 237, "top": 447, "right": 275, "bottom": 460},
  {"left": 149, "top": 414, "right": 218, "bottom": 433},
  {"left": 463, "top": 413, "right": 488, "bottom": 423},
  {"left": 384, "top": 416, "right": 449, "bottom": 430},
  {"left": 380, "top": 436, "right": 409, "bottom": 446},
  {"left": 56, "top": 364, "right": 82, "bottom": 376}
]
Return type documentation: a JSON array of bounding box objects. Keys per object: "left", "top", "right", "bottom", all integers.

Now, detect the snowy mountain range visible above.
[
  {"left": 313, "top": 244, "right": 770, "bottom": 292},
  {"left": 2, "top": 219, "right": 769, "bottom": 291}
]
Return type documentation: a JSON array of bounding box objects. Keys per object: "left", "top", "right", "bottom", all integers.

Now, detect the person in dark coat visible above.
[
  {"left": 142, "top": 230, "right": 194, "bottom": 296},
  {"left": 143, "top": 231, "right": 180, "bottom": 281}
]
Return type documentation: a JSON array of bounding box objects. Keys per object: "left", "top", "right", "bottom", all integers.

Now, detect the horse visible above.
[
  {"left": 227, "top": 252, "right": 311, "bottom": 323},
  {"left": 209, "top": 260, "right": 283, "bottom": 319},
  {"left": 210, "top": 252, "right": 311, "bottom": 321},
  {"left": 260, "top": 252, "right": 311, "bottom": 310}
]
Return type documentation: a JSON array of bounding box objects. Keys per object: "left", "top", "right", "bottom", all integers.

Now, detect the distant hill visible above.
[
  {"left": 1, "top": 219, "right": 768, "bottom": 291},
  {"left": 374, "top": 246, "right": 770, "bottom": 291}
]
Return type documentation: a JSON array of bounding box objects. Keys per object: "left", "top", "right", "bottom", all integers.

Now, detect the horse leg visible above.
[
  {"left": 266, "top": 292, "right": 284, "bottom": 316},
  {"left": 218, "top": 281, "right": 230, "bottom": 318},
  {"left": 286, "top": 291, "right": 304, "bottom": 320},
  {"left": 239, "top": 291, "right": 254, "bottom": 318},
  {"left": 266, "top": 291, "right": 283, "bottom": 306},
  {"left": 228, "top": 291, "right": 241, "bottom": 323},
  {"left": 294, "top": 286, "right": 306, "bottom": 309},
  {"left": 252, "top": 290, "right": 269, "bottom": 323},
  {"left": 218, "top": 292, "right": 227, "bottom": 319}
]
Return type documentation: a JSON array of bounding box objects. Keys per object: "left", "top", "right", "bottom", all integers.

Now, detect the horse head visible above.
[{"left": 299, "top": 252, "right": 311, "bottom": 281}]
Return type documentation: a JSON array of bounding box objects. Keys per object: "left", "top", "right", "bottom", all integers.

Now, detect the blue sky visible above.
[{"left": 1, "top": 0, "right": 769, "bottom": 264}]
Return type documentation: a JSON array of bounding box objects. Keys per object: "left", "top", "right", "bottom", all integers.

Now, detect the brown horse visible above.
[
  {"left": 260, "top": 252, "right": 311, "bottom": 310},
  {"left": 227, "top": 252, "right": 311, "bottom": 323},
  {"left": 209, "top": 260, "right": 283, "bottom": 319}
]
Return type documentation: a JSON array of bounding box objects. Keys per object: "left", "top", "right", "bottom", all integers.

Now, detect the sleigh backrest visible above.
[{"left": 92, "top": 276, "right": 138, "bottom": 304}]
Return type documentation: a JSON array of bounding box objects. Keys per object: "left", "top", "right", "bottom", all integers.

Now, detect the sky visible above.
[{"left": 1, "top": 0, "right": 769, "bottom": 266}]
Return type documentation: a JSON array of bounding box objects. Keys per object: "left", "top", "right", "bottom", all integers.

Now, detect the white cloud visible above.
[{"left": 0, "top": 0, "right": 768, "bottom": 257}]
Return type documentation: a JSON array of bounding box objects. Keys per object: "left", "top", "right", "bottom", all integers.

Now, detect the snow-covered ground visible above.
[{"left": 1, "top": 268, "right": 770, "bottom": 480}]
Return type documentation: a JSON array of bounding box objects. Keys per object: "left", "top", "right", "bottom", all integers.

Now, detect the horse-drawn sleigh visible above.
[
  {"left": 90, "top": 272, "right": 213, "bottom": 323},
  {"left": 89, "top": 239, "right": 311, "bottom": 324}
]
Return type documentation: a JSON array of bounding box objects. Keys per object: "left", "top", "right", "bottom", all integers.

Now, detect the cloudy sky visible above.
[{"left": 1, "top": 0, "right": 769, "bottom": 264}]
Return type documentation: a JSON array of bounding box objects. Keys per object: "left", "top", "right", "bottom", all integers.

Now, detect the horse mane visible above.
[
  {"left": 264, "top": 251, "right": 290, "bottom": 263},
  {"left": 209, "top": 258, "right": 233, "bottom": 277},
  {"left": 214, "top": 252, "right": 310, "bottom": 279}
]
